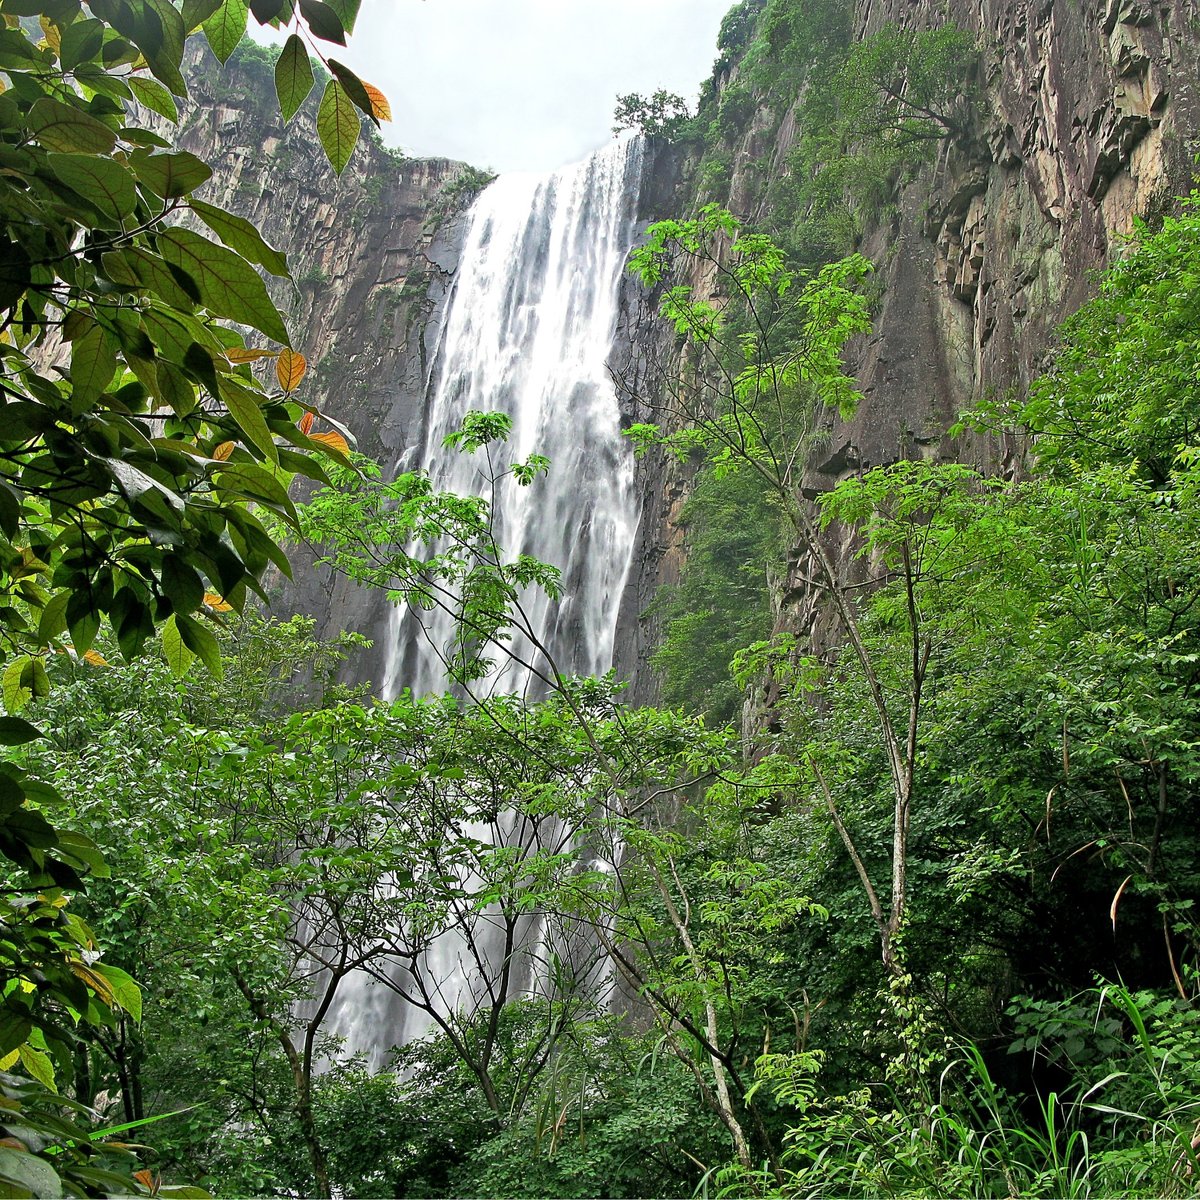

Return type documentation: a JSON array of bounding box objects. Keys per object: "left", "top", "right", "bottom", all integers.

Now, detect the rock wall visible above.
[
  {"left": 170, "top": 46, "right": 474, "bottom": 670},
  {"left": 176, "top": 1, "right": 1200, "bottom": 698},
  {"left": 625, "top": 0, "right": 1200, "bottom": 675}
]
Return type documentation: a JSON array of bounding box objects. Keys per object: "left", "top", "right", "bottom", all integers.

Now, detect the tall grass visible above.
[{"left": 709, "top": 984, "right": 1200, "bottom": 1198}]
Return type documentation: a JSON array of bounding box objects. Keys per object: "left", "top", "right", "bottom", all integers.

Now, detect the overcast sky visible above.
[{"left": 257, "top": 1, "right": 734, "bottom": 174}]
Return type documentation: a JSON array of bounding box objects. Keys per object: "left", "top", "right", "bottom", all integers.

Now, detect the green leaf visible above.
[
  {"left": 219, "top": 377, "right": 279, "bottom": 464},
  {"left": 176, "top": 613, "right": 223, "bottom": 678},
  {"left": 273, "top": 33, "right": 313, "bottom": 123},
  {"left": 159, "top": 229, "right": 289, "bottom": 344},
  {"left": 249, "top": 0, "right": 288, "bottom": 20},
  {"left": 17, "top": 1043, "right": 56, "bottom": 1091},
  {"left": 130, "top": 149, "right": 213, "bottom": 198},
  {"left": 65, "top": 593, "right": 100, "bottom": 656},
  {"left": 36, "top": 592, "right": 68, "bottom": 644},
  {"left": 47, "top": 152, "right": 136, "bottom": 221},
  {"left": 216, "top": 461, "right": 296, "bottom": 520},
  {"left": 28, "top": 97, "right": 116, "bottom": 154},
  {"left": 162, "top": 614, "right": 195, "bottom": 678},
  {"left": 299, "top": 0, "right": 344, "bottom": 43},
  {"left": 161, "top": 553, "right": 205, "bottom": 615},
  {"left": 203, "top": 0, "right": 248, "bottom": 64},
  {"left": 0, "top": 1011, "right": 33, "bottom": 1059},
  {"left": 0, "top": 237, "right": 31, "bottom": 312},
  {"left": 327, "top": 58, "right": 376, "bottom": 126},
  {"left": 69, "top": 323, "right": 118, "bottom": 411},
  {"left": 181, "top": 0, "right": 223, "bottom": 30},
  {"left": 59, "top": 17, "right": 105, "bottom": 70},
  {"left": 0, "top": 717, "right": 41, "bottom": 745},
  {"left": 316, "top": 79, "right": 358, "bottom": 175},
  {"left": 190, "top": 199, "right": 288, "bottom": 276},
  {"left": 326, "top": 0, "right": 359, "bottom": 34},
  {"left": 0, "top": 1145, "right": 63, "bottom": 1199},
  {"left": 128, "top": 74, "right": 179, "bottom": 122},
  {"left": 91, "top": 963, "right": 142, "bottom": 1022},
  {"left": 2, "top": 657, "right": 31, "bottom": 714}
]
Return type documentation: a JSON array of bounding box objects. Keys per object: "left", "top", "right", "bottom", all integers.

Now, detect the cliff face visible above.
[
  {"left": 626, "top": 0, "right": 1200, "bottom": 673},
  {"left": 169, "top": 46, "right": 473, "bottom": 660},
  {"left": 175, "top": 3, "right": 1200, "bottom": 697}
]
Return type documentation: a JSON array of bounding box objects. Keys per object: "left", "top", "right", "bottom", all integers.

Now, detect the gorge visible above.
[{"left": 5, "top": 0, "right": 1200, "bottom": 1196}]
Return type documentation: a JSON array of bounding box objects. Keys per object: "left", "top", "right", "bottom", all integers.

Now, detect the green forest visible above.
[{"left": 2, "top": 0, "right": 1200, "bottom": 1197}]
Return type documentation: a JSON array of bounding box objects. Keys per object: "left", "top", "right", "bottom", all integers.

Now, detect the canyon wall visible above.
[
  {"left": 175, "top": 2, "right": 1200, "bottom": 695},
  {"left": 619, "top": 0, "right": 1200, "bottom": 683},
  {"left": 167, "top": 46, "right": 475, "bottom": 663}
]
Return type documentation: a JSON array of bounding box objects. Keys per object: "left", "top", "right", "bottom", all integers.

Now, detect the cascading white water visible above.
[
  {"left": 328, "top": 136, "right": 645, "bottom": 1061},
  {"left": 382, "top": 135, "right": 644, "bottom": 701}
]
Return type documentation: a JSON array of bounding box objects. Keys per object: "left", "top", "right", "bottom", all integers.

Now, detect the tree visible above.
[
  {"left": 0, "top": 1, "right": 388, "bottom": 1191},
  {"left": 611, "top": 90, "right": 694, "bottom": 141}
]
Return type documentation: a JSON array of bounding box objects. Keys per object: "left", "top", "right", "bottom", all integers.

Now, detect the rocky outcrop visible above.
[
  {"left": 170, "top": 46, "right": 473, "bottom": 668},
  {"left": 626, "top": 0, "right": 1200, "bottom": 677}
]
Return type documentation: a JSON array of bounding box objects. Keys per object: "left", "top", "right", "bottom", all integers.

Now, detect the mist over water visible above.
[{"left": 328, "top": 136, "right": 645, "bottom": 1060}]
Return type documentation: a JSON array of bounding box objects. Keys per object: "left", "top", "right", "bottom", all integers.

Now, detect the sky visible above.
[{"left": 256, "top": 1, "right": 734, "bottom": 174}]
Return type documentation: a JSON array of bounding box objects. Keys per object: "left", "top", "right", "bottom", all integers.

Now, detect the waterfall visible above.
[
  {"left": 382, "top": 135, "right": 644, "bottom": 701},
  {"left": 328, "top": 136, "right": 645, "bottom": 1062}
]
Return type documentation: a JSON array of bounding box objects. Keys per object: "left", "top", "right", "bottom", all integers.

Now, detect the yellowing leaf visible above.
[
  {"left": 310, "top": 430, "right": 350, "bottom": 457},
  {"left": 69, "top": 961, "right": 115, "bottom": 1007},
  {"left": 83, "top": 650, "right": 108, "bottom": 666},
  {"left": 225, "top": 346, "right": 276, "bottom": 364},
  {"left": 203, "top": 592, "right": 233, "bottom": 612},
  {"left": 212, "top": 441, "right": 235, "bottom": 461},
  {"left": 298, "top": 410, "right": 315, "bottom": 435},
  {"left": 0, "top": 1052, "right": 16, "bottom": 1072},
  {"left": 363, "top": 81, "right": 391, "bottom": 121},
  {"left": 275, "top": 347, "right": 306, "bottom": 391},
  {"left": 39, "top": 16, "right": 61, "bottom": 52}
]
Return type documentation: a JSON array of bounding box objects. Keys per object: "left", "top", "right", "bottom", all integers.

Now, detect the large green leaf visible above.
[
  {"left": 91, "top": 963, "right": 142, "bottom": 1022},
  {"left": 69, "top": 323, "right": 118, "bottom": 412},
  {"left": 159, "top": 229, "right": 289, "bottom": 344},
  {"left": 162, "top": 614, "right": 195, "bottom": 678},
  {"left": 273, "top": 33, "right": 313, "bottom": 123},
  {"left": 219, "top": 377, "right": 279, "bottom": 464},
  {"left": 47, "top": 153, "right": 136, "bottom": 221},
  {"left": 0, "top": 717, "right": 42, "bottom": 746},
  {"left": 181, "top": 0, "right": 223, "bottom": 30},
  {"left": 191, "top": 199, "right": 288, "bottom": 276},
  {"left": 175, "top": 613, "right": 223, "bottom": 678},
  {"left": 0, "top": 1144, "right": 63, "bottom": 1199},
  {"left": 128, "top": 75, "right": 179, "bottom": 122},
  {"left": 59, "top": 17, "right": 105, "bottom": 70},
  {"left": 326, "top": 0, "right": 359, "bottom": 34},
  {"left": 299, "top": 0, "right": 344, "bottom": 43},
  {"left": 202, "top": 0, "right": 248, "bottom": 64},
  {"left": 130, "top": 150, "right": 212, "bottom": 199},
  {"left": 28, "top": 97, "right": 116, "bottom": 154},
  {"left": 316, "top": 79, "right": 358, "bottom": 175}
]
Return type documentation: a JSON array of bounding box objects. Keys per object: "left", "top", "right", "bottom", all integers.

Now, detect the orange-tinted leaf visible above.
[
  {"left": 298, "top": 410, "right": 315, "bottom": 435},
  {"left": 203, "top": 592, "right": 233, "bottom": 612},
  {"left": 83, "top": 650, "right": 108, "bottom": 666},
  {"left": 213, "top": 441, "right": 235, "bottom": 461},
  {"left": 39, "top": 16, "right": 61, "bottom": 52},
  {"left": 276, "top": 347, "right": 306, "bottom": 391},
  {"left": 363, "top": 82, "right": 391, "bottom": 122},
  {"left": 226, "top": 346, "right": 276, "bottom": 364},
  {"left": 311, "top": 430, "right": 350, "bottom": 456}
]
